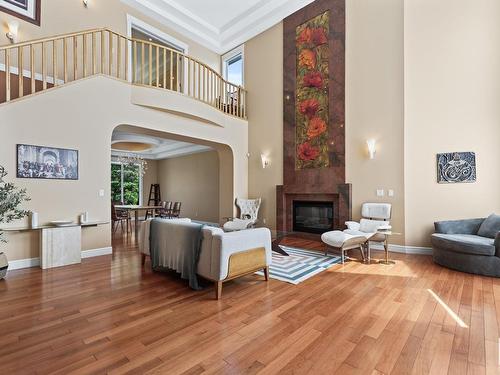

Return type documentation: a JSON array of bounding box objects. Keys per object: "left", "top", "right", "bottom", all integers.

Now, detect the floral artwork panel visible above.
[
  {"left": 437, "top": 152, "right": 476, "bottom": 184},
  {"left": 295, "top": 10, "right": 330, "bottom": 170}
]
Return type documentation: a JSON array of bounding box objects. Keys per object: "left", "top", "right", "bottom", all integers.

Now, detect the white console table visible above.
[{"left": 1, "top": 221, "right": 108, "bottom": 269}]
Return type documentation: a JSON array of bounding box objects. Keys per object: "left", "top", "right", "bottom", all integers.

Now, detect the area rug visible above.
[{"left": 255, "top": 246, "right": 342, "bottom": 285}]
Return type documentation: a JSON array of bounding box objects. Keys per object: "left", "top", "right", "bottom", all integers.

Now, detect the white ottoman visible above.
[{"left": 321, "top": 231, "right": 368, "bottom": 264}]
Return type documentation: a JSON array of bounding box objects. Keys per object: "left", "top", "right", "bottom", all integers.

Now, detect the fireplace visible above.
[
  {"left": 277, "top": 189, "right": 350, "bottom": 233},
  {"left": 293, "top": 201, "right": 333, "bottom": 234},
  {"left": 277, "top": 0, "right": 350, "bottom": 234}
]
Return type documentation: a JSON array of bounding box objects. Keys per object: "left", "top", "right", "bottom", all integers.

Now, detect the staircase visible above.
[{"left": 0, "top": 28, "right": 247, "bottom": 119}]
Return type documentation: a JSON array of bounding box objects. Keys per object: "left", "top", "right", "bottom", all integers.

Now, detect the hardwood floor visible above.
[{"left": 0, "top": 232, "right": 498, "bottom": 374}]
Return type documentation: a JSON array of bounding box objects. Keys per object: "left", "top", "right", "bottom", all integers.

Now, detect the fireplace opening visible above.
[{"left": 293, "top": 200, "right": 334, "bottom": 234}]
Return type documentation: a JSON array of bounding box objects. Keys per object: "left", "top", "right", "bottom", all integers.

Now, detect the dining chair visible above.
[
  {"left": 111, "top": 201, "right": 131, "bottom": 234},
  {"left": 159, "top": 201, "right": 173, "bottom": 218},
  {"left": 171, "top": 202, "right": 182, "bottom": 218}
]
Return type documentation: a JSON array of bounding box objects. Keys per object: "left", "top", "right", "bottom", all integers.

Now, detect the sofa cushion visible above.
[
  {"left": 359, "top": 218, "right": 388, "bottom": 233},
  {"left": 434, "top": 218, "right": 484, "bottom": 235},
  {"left": 431, "top": 233, "right": 495, "bottom": 256},
  {"left": 477, "top": 214, "right": 500, "bottom": 239}
]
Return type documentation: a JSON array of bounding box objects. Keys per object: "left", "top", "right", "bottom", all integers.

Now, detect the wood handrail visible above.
[{"left": 0, "top": 28, "right": 246, "bottom": 118}]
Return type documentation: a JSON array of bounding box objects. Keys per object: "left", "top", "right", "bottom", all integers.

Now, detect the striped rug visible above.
[{"left": 255, "top": 246, "right": 342, "bottom": 285}]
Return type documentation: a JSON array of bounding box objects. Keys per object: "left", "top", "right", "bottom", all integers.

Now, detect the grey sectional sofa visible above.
[{"left": 431, "top": 214, "right": 500, "bottom": 277}]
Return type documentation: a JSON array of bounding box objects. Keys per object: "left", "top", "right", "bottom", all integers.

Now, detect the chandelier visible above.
[{"left": 117, "top": 153, "right": 148, "bottom": 176}]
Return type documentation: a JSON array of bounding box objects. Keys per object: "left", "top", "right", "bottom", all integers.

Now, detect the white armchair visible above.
[
  {"left": 223, "top": 198, "right": 262, "bottom": 232},
  {"left": 345, "top": 203, "right": 392, "bottom": 259}
]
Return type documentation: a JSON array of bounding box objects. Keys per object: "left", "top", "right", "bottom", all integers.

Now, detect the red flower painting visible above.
[
  {"left": 303, "top": 71, "right": 323, "bottom": 88},
  {"left": 297, "top": 142, "right": 320, "bottom": 161},
  {"left": 295, "top": 11, "right": 329, "bottom": 169},
  {"left": 307, "top": 117, "right": 327, "bottom": 138},
  {"left": 298, "top": 49, "right": 316, "bottom": 70},
  {"left": 311, "top": 28, "right": 328, "bottom": 45},
  {"left": 299, "top": 98, "right": 319, "bottom": 118},
  {"left": 297, "top": 27, "right": 328, "bottom": 46},
  {"left": 297, "top": 27, "right": 313, "bottom": 45}
]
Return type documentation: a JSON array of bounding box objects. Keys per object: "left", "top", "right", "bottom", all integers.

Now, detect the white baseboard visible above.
[
  {"left": 81, "top": 247, "right": 113, "bottom": 258},
  {"left": 370, "top": 243, "right": 432, "bottom": 255},
  {"left": 8, "top": 246, "right": 113, "bottom": 270},
  {"left": 8, "top": 257, "right": 40, "bottom": 270}
]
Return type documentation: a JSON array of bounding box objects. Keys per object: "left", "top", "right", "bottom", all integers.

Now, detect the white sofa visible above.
[{"left": 140, "top": 218, "right": 272, "bottom": 299}]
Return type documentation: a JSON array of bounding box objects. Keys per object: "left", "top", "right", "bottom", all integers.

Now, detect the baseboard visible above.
[
  {"left": 370, "top": 243, "right": 432, "bottom": 255},
  {"left": 7, "top": 247, "right": 113, "bottom": 270},
  {"left": 81, "top": 247, "right": 113, "bottom": 258},
  {"left": 8, "top": 257, "right": 40, "bottom": 270}
]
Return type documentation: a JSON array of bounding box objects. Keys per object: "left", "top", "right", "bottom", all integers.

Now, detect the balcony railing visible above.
[{"left": 0, "top": 28, "right": 247, "bottom": 119}]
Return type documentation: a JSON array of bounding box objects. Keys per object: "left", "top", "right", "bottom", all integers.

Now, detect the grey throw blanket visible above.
[{"left": 149, "top": 219, "right": 204, "bottom": 290}]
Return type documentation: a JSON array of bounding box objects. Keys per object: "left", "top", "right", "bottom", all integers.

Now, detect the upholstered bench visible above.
[{"left": 321, "top": 231, "right": 368, "bottom": 264}]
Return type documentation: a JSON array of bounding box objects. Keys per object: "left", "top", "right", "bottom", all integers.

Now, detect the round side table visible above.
[{"left": 376, "top": 231, "right": 401, "bottom": 265}]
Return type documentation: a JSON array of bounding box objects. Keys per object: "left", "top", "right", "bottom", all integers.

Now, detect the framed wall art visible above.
[
  {"left": 0, "top": 0, "right": 41, "bottom": 26},
  {"left": 437, "top": 151, "right": 476, "bottom": 184},
  {"left": 17, "top": 144, "right": 79, "bottom": 180}
]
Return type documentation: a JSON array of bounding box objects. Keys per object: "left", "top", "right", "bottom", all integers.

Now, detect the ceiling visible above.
[
  {"left": 121, "top": 0, "right": 315, "bottom": 53},
  {"left": 111, "top": 131, "right": 212, "bottom": 160}
]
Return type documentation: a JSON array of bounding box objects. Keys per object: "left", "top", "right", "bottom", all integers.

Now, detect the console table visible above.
[{"left": 1, "top": 221, "right": 108, "bottom": 269}]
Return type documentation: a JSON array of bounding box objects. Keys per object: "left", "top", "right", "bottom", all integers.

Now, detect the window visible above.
[
  {"left": 222, "top": 45, "right": 244, "bottom": 86},
  {"left": 127, "top": 15, "right": 188, "bottom": 92},
  {"left": 111, "top": 163, "right": 142, "bottom": 205}
]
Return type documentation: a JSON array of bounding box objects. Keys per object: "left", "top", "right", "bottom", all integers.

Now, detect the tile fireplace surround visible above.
[
  {"left": 276, "top": 186, "right": 352, "bottom": 232},
  {"left": 277, "top": 0, "right": 351, "bottom": 233}
]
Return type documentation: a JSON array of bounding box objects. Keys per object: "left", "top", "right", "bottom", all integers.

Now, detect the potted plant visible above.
[{"left": 0, "top": 165, "right": 30, "bottom": 279}]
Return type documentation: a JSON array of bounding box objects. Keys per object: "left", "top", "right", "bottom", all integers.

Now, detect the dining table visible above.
[{"left": 114, "top": 205, "right": 163, "bottom": 228}]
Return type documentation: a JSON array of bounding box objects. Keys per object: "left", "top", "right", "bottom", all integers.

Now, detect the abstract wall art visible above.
[{"left": 437, "top": 151, "right": 476, "bottom": 184}]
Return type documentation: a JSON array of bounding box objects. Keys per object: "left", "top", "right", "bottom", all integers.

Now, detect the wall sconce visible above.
[
  {"left": 260, "top": 154, "right": 270, "bottom": 169},
  {"left": 366, "top": 139, "right": 376, "bottom": 159},
  {"left": 6, "top": 20, "right": 19, "bottom": 44},
  {"left": 83, "top": 0, "right": 89, "bottom": 7}
]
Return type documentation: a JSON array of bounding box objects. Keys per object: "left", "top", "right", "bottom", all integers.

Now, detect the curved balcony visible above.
[{"left": 0, "top": 28, "right": 246, "bottom": 119}]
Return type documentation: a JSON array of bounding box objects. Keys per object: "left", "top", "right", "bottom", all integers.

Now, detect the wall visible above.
[
  {"left": 0, "top": 0, "right": 220, "bottom": 72},
  {"left": 346, "top": 0, "right": 405, "bottom": 244},
  {"left": 245, "top": 1, "right": 405, "bottom": 244},
  {"left": 245, "top": 23, "right": 283, "bottom": 229},
  {"left": 404, "top": 0, "right": 500, "bottom": 246},
  {"left": 0, "top": 76, "right": 248, "bottom": 261},
  {"left": 142, "top": 159, "right": 158, "bottom": 205},
  {"left": 157, "top": 151, "right": 220, "bottom": 223},
  {"left": 245, "top": 0, "right": 499, "bottom": 247}
]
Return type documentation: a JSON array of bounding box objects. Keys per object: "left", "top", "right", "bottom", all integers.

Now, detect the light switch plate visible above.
[
  {"left": 98, "top": 189, "right": 105, "bottom": 197},
  {"left": 376, "top": 189, "right": 385, "bottom": 197},
  {"left": 388, "top": 189, "right": 394, "bottom": 197}
]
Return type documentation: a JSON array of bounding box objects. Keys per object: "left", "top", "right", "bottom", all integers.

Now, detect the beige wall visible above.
[
  {"left": 0, "top": 0, "right": 220, "bottom": 72},
  {"left": 156, "top": 151, "right": 220, "bottom": 223},
  {"left": 142, "top": 159, "right": 158, "bottom": 205},
  {"left": 245, "top": 23, "right": 283, "bottom": 229},
  {"left": 0, "top": 76, "right": 248, "bottom": 261},
  {"left": 245, "top": 0, "right": 499, "bottom": 247},
  {"left": 245, "top": 1, "right": 405, "bottom": 244},
  {"left": 346, "top": 0, "right": 405, "bottom": 244},
  {"left": 404, "top": 0, "right": 500, "bottom": 246}
]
